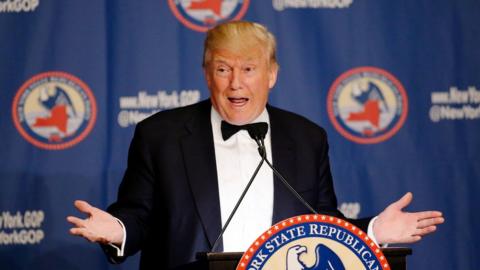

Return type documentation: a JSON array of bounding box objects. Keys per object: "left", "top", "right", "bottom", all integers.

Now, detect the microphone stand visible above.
[
  {"left": 210, "top": 143, "right": 267, "bottom": 252},
  {"left": 210, "top": 123, "right": 317, "bottom": 252},
  {"left": 256, "top": 137, "right": 318, "bottom": 215}
]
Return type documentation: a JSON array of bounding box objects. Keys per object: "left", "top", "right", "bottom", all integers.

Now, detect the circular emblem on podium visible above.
[
  {"left": 12, "top": 71, "right": 97, "bottom": 150},
  {"left": 237, "top": 215, "right": 389, "bottom": 270}
]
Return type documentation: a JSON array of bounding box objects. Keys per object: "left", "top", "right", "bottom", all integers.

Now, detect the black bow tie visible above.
[{"left": 221, "top": 121, "right": 268, "bottom": 141}]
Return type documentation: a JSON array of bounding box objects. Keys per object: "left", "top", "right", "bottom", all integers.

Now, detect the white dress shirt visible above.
[{"left": 211, "top": 107, "right": 274, "bottom": 252}]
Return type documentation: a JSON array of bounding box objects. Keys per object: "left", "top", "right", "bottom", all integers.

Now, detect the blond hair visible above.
[{"left": 203, "top": 21, "right": 278, "bottom": 68}]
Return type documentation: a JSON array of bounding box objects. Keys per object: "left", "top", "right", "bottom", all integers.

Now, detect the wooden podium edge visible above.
[{"left": 196, "top": 247, "right": 412, "bottom": 270}]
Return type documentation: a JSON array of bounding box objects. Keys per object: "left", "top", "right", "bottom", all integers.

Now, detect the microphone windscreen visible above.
[{"left": 247, "top": 123, "right": 268, "bottom": 140}]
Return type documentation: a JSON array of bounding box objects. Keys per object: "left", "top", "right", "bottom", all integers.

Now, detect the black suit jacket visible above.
[{"left": 106, "top": 99, "right": 370, "bottom": 269}]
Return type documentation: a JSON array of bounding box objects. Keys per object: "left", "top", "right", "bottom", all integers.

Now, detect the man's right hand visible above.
[{"left": 67, "top": 200, "right": 124, "bottom": 245}]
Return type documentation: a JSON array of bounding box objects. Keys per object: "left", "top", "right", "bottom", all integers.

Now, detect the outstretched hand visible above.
[
  {"left": 67, "top": 200, "right": 124, "bottom": 245},
  {"left": 373, "top": 192, "right": 444, "bottom": 244}
]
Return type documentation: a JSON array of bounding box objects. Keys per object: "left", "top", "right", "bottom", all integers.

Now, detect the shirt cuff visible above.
[
  {"left": 107, "top": 218, "right": 127, "bottom": 257},
  {"left": 367, "top": 216, "right": 388, "bottom": 247}
]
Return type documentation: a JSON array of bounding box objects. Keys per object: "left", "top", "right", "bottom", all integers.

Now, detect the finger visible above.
[
  {"left": 390, "top": 192, "right": 413, "bottom": 211},
  {"left": 66, "top": 216, "right": 87, "bottom": 228},
  {"left": 414, "top": 225, "right": 437, "bottom": 236},
  {"left": 398, "top": 235, "right": 422, "bottom": 244},
  {"left": 74, "top": 200, "right": 95, "bottom": 215},
  {"left": 417, "top": 217, "right": 444, "bottom": 229},
  {"left": 415, "top": 211, "right": 443, "bottom": 220},
  {"left": 69, "top": 227, "right": 89, "bottom": 238},
  {"left": 70, "top": 228, "right": 101, "bottom": 243},
  {"left": 407, "top": 235, "right": 422, "bottom": 243}
]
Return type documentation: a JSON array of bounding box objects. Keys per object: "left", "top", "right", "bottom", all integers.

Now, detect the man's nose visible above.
[{"left": 229, "top": 69, "right": 242, "bottom": 90}]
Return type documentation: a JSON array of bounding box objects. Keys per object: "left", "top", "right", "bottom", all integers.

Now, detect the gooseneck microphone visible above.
[
  {"left": 263, "top": 152, "right": 318, "bottom": 215},
  {"left": 246, "top": 122, "right": 268, "bottom": 157},
  {"left": 251, "top": 125, "right": 318, "bottom": 215},
  {"left": 211, "top": 122, "right": 317, "bottom": 252}
]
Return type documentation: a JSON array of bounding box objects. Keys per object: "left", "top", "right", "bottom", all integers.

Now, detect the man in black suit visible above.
[{"left": 67, "top": 21, "right": 443, "bottom": 269}]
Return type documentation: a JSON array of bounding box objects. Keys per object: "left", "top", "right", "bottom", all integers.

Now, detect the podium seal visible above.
[{"left": 237, "top": 215, "right": 389, "bottom": 270}]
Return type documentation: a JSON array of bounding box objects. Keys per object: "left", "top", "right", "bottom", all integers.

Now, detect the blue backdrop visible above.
[{"left": 1, "top": 1, "right": 479, "bottom": 269}]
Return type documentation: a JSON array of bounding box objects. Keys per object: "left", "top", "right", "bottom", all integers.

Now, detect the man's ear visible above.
[
  {"left": 203, "top": 67, "right": 211, "bottom": 87},
  {"left": 268, "top": 64, "right": 279, "bottom": 89}
]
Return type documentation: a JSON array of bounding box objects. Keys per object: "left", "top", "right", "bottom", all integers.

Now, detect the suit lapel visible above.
[
  {"left": 268, "top": 106, "right": 299, "bottom": 223},
  {"left": 180, "top": 100, "right": 222, "bottom": 249}
]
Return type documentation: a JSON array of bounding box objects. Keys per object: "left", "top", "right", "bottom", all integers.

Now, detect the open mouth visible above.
[{"left": 228, "top": 97, "right": 249, "bottom": 106}]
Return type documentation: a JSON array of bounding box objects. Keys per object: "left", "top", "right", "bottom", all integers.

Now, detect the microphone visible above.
[
  {"left": 250, "top": 125, "right": 318, "bottom": 215},
  {"left": 211, "top": 122, "right": 317, "bottom": 252},
  {"left": 246, "top": 122, "right": 268, "bottom": 157},
  {"left": 211, "top": 123, "right": 268, "bottom": 252},
  {"left": 263, "top": 158, "right": 318, "bottom": 215}
]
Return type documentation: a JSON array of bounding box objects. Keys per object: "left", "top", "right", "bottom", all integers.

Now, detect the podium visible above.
[{"left": 195, "top": 247, "right": 412, "bottom": 270}]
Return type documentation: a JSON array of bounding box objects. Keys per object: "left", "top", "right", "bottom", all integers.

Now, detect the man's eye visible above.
[
  {"left": 216, "top": 66, "right": 231, "bottom": 75},
  {"left": 243, "top": 66, "right": 255, "bottom": 73}
]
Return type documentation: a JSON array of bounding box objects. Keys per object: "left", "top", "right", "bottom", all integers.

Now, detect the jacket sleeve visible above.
[
  {"left": 315, "top": 128, "right": 371, "bottom": 232},
  {"left": 104, "top": 122, "right": 157, "bottom": 261}
]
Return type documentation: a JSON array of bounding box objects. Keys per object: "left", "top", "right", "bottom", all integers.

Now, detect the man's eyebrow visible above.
[
  {"left": 211, "top": 58, "right": 259, "bottom": 65},
  {"left": 212, "top": 59, "right": 230, "bottom": 64}
]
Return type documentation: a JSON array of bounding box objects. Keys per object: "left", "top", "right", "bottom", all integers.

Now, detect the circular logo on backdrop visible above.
[
  {"left": 168, "top": 0, "right": 250, "bottom": 32},
  {"left": 327, "top": 67, "right": 408, "bottom": 144},
  {"left": 237, "top": 215, "right": 389, "bottom": 270},
  {"left": 12, "top": 72, "right": 97, "bottom": 150}
]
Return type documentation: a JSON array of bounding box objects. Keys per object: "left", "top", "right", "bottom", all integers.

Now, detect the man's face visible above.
[{"left": 204, "top": 48, "right": 278, "bottom": 125}]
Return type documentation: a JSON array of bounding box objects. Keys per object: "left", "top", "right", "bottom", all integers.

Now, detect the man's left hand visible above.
[{"left": 373, "top": 192, "right": 444, "bottom": 244}]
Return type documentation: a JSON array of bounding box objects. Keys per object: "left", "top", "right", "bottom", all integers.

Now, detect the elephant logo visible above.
[{"left": 286, "top": 244, "right": 345, "bottom": 270}]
